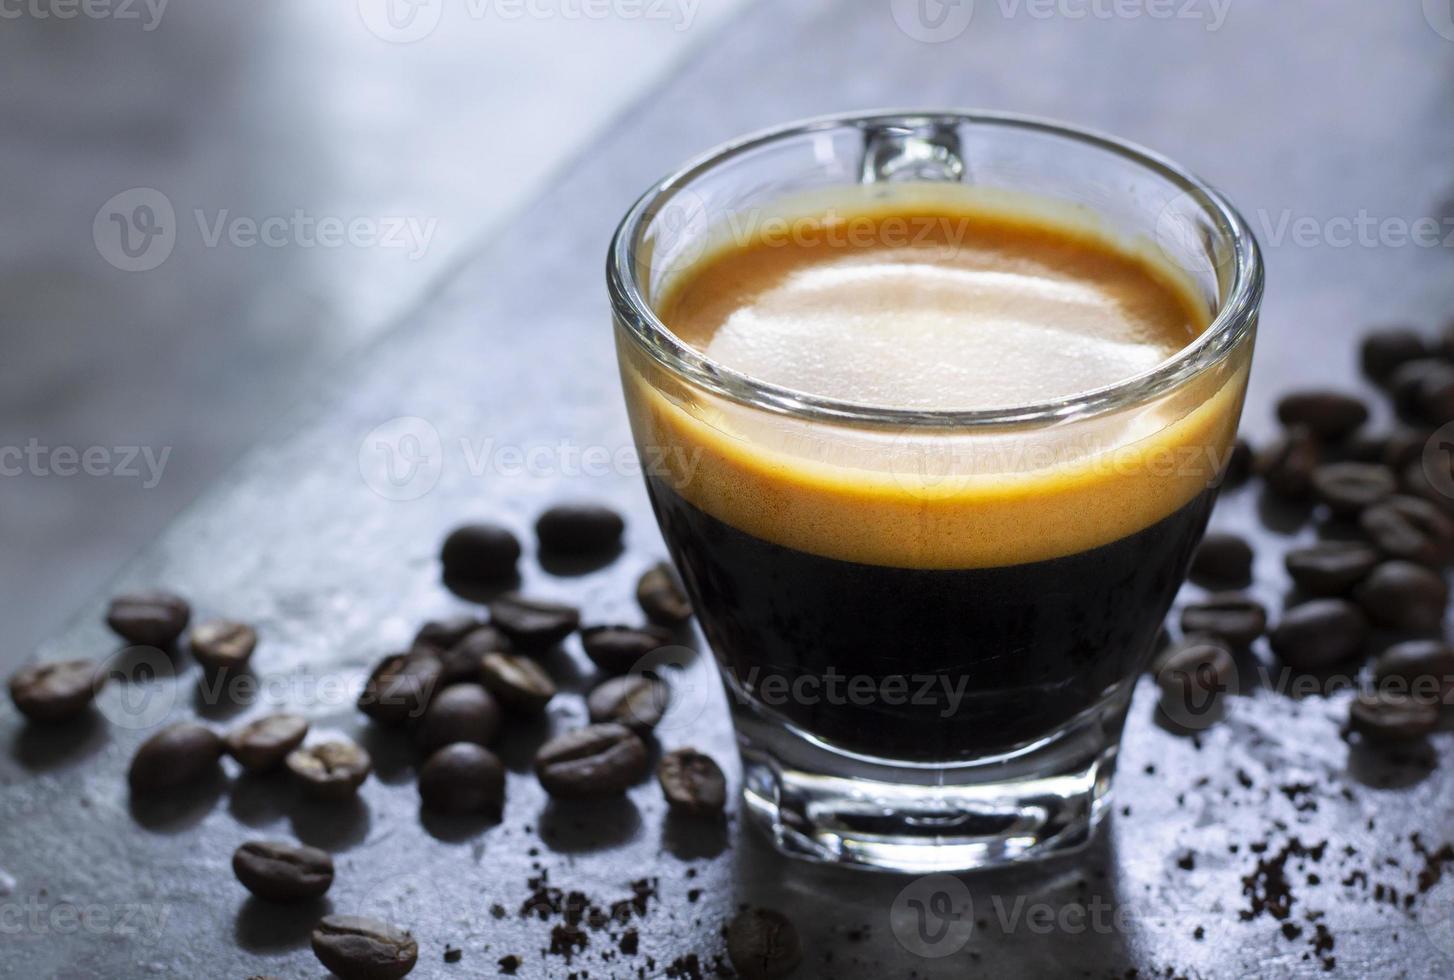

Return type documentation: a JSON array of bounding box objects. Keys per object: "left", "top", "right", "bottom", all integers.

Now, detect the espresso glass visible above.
[{"left": 608, "top": 111, "right": 1262, "bottom": 872}]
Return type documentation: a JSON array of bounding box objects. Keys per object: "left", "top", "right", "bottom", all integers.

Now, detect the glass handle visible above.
[{"left": 858, "top": 121, "right": 967, "bottom": 183}]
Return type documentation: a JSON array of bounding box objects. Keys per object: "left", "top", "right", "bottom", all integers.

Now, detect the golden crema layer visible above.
[{"left": 623, "top": 196, "right": 1249, "bottom": 569}]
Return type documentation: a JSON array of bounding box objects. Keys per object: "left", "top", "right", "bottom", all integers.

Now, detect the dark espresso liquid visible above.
[
  {"left": 621, "top": 192, "right": 1245, "bottom": 763},
  {"left": 649, "top": 477, "right": 1215, "bottom": 761}
]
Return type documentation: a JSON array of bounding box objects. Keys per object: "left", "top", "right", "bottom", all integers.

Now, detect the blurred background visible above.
[{"left": 3, "top": 0, "right": 1452, "bottom": 663}]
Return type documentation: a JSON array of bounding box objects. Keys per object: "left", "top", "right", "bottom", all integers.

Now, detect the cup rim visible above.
[{"left": 607, "top": 108, "right": 1263, "bottom": 429}]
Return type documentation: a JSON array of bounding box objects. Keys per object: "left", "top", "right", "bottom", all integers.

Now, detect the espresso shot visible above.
[{"left": 625, "top": 193, "right": 1244, "bottom": 763}]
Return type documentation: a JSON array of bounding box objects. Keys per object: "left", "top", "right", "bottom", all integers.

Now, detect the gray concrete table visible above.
[{"left": 4, "top": 1, "right": 1454, "bottom": 977}]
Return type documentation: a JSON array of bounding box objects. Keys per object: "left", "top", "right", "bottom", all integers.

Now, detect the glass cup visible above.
[{"left": 607, "top": 110, "right": 1262, "bottom": 872}]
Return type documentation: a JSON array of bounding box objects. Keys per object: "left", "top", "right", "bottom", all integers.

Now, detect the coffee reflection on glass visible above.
[{"left": 608, "top": 112, "right": 1262, "bottom": 872}]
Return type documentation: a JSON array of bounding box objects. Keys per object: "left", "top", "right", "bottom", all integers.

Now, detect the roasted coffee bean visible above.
[
  {"left": 1348, "top": 690, "right": 1439, "bottom": 741},
  {"left": 1156, "top": 640, "right": 1236, "bottom": 699},
  {"left": 1361, "top": 327, "right": 1428, "bottom": 383},
  {"left": 657, "top": 748, "right": 726, "bottom": 817},
  {"left": 189, "top": 619, "right": 257, "bottom": 671},
  {"left": 1309, "top": 462, "right": 1396, "bottom": 517},
  {"left": 580, "top": 625, "right": 673, "bottom": 675},
  {"left": 1391, "top": 359, "right": 1454, "bottom": 423},
  {"left": 1374, "top": 640, "right": 1454, "bottom": 702},
  {"left": 1188, "top": 533, "right": 1253, "bottom": 584},
  {"left": 358, "top": 652, "right": 443, "bottom": 726},
  {"left": 418, "top": 742, "right": 506, "bottom": 816},
  {"left": 311, "top": 915, "right": 418, "bottom": 980},
  {"left": 436, "top": 625, "right": 511, "bottom": 686},
  {"left": 1276, "top": 391, "right": 1369, "bottom": 441},
  {"left": 224, "top": 713, "right": 309, "bottom": 773},
  {"left": 128, "top": 722, "right": 222, "bottom": 791},
  {"left": 727, "top": 908, "right": 803, "bottom": 980},
  {"left": 413, "top": 684, "right": 500, "bottom": 753},
  {"left": 1269, "top": 599, "right": 1368, "bottom": 670},
  {"left": 1380, "top": 428, "right": 1434, "bottom": 470},
  {"left": 1255, "top": 428, "right": 1320, "bottom": 498},
  {"left": 1360, "top": 495, "right": 1454, "bottom": 565},
  {"left": 1222, "top": 438, "right": 1253, "bottom": 489},
  {"left": 411, "top": 615, "right": 485, "bottom": 654},
  {"left": 232, "top": 840, "right": 334, "bottom": 903},
  {"left": 587, "top": 675, "right": 670, "bottom": 733},
  {"left": 534, "top": 723, "right": 649, "bottom": 798},
  {"left": 636, "top": 562, "right": 693, "bottom": 626},
  {"left": 1284, "top": 541, "right": 1379, "bottom": 597},
  {"left": 488, "top": 594, "right": 580, "bottom": 652},
  {"left": 106, "top": 591, "right": 190, "bottom": 648},
  {"left": 440, "top": 523, "right": 520, "bottom": 584},
  {"left": 286, "top": 740, "right": 372, "bottom": 802},
  {"left": 1337, "top": 430, "right": 1392, "bottom": 464},
  {"left": 1179, "top": 594, "right": 1267, "bottom": 649},
  {"left": 1399, "top": 459, "right": 1454, "bottom": 515},
  {"left": 9, "top": 659, "right": 99, "bottom": 723},
  {"left": 535, "top": 503, "right": 625, "bottom": 556},
  {"left": 479, "top": 652, "right": 556, "bottom": 713},
  {"left": 1354, "top": 560, "right": 1449, "bottom": 633}
]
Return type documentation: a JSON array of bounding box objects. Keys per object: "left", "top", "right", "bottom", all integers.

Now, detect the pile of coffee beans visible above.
[
  {"left": 1159, "top": 321, "right": 1454, "bottom": 745},
  {"left": 6, "top": 502, "right": 750, "bottom": 978}
]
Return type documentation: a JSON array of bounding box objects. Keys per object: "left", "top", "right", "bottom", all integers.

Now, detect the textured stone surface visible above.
[{"left": 4, "top": 1, "right": 1454, "bottom": 977}]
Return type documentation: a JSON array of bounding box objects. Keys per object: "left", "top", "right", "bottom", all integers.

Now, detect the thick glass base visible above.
[{"left": 734, "top": 692, "right": 1129, "bottom": 873}]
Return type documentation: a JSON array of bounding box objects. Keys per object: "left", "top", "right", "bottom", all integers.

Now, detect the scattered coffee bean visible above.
[
  {"left": 1380, "top": 428, "right": 1433, "bottom": 470},
  {"left": 440, "top": 523, "right": 520, "bottom": 584},
  {"left": 1354, "top": 560, "right": 1449, "bottom": 633},
  {"left": 358, "top": 652, "right": 443, "bottom": 726},
  {"left": 1310, "top": 462, "right": 1396, "bottom": 517},
  {"left": 8, "top": 659, "right": 99, "bottom": 723},
  {"left": 1391, "top": 359, "right": 1454, "bottom": 423},
  {"left": 1222, "top": 438, "right": 1253, "bottom": 488},
  {"left": 1361, "top": 327, "right": 1428, "bottom": 383},
  {"left": 1373, "top": 639, "right": 1454, "bottom": 702},
  {"left": 1269, "top": 599, "right": 1368, "bottom": 670},
  {"left": 727, "top": 908, "right": 802, "bottom": 980},
  {"left": 106, "top": 590, "right": 190, "bottom": 648},
  {"left": 311, "top": 915, "right": 418, "bottom": 980},
  {"left": 232, "top": 840, "right": 334, "bottom": 903},
  {"left": 418, "top": 742, "right": 506, "bottom": 816},
  {"left": 413, "top": 684, "right": 500, "bottom": 753},
  {"left": 535, "top": 723, "right": 649, "bottom": 798},
  {"left": 1399, "top": 459, "right": 1454, "bottom": 515},
  {"left": 1360, "top": 495, "right": 1454, "bottom": 566},
  {"left": 587, "top": 674, "right": 670, "bottom": 733},
  {"left": 1284, "top": 541, "right": 1379, "bottom": 596},
  {"left": 1255, "top": 428, "right": 1320, "bottom": 498},
  {"left": 657, "top": 748, "right": 726, "bottom": 817},
  {"left": 189, "top": 619, "right": 258, "bottom": 671},
  {"left": 636, "top": 562, "right": 693, "bottom": 626},
  {"left": 580, "top": 624, "right": 673, "bottom": 675},
  {"left": 479, "top": 652, "right": 556, "bottom": 713},
  {"left": 437, "top": 625, "right": 511, "bottom": 686},
  {"left": 1179, "top": 594, "right": 1267, "bottom": 649},
  {"left": 1156, "top": 640, "right": 1236, "bottom": 699},
  {"left": 1276, "top": 390, "right": 1369, "bottom": 441},
  {"left": 1348, "top": 690, "right": 1439, "bottom": 742},
  {"left": 224, "top": 713, "right": 309, "bottom": 773},
  {"left": 1189, "top": 533, "right": 1253, "bottom": 584},
  {"left": 535, "top": 503, "right": 625, "bottom": 556},
  {"left": 411, "top": 615, "right": 485, "bottom": 654},
  {"left": 286, "top": 740, "right": 372, "bottom": 802},
  {"left": 128, "top": 722, "right": 222, "bottom": 792},
  {"left": 488, "top": 594, "right": 580, "bottom": 652}
]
